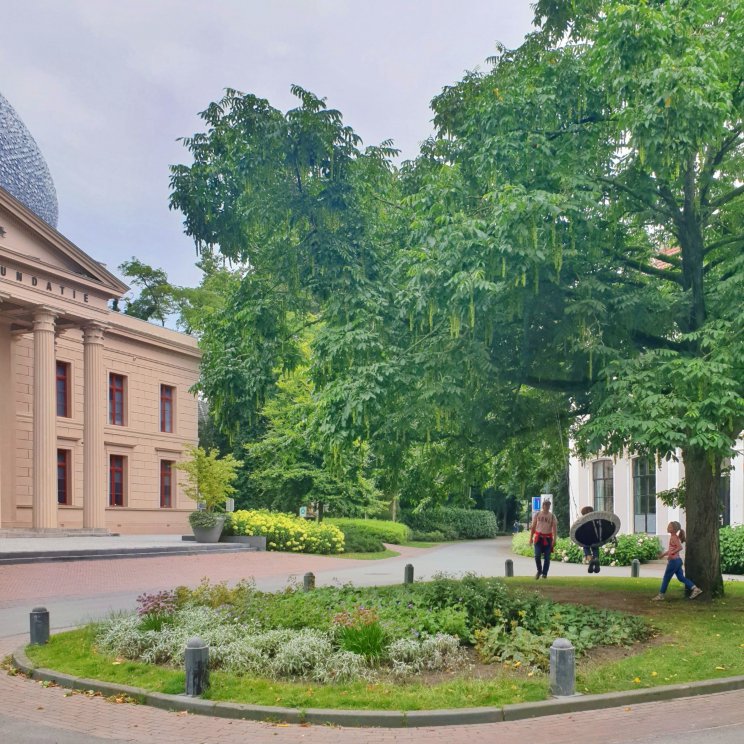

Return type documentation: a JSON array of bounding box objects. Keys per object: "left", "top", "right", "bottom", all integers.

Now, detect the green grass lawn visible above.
[
  {"left": 337, "top": 548, "right": 400, "bottom": 560},
  {"left": 23, "top": 577, "right": 744, "bottom": 710}
]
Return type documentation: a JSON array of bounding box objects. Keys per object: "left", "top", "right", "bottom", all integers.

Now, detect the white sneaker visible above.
[
  {"left": 689, "top": 587, "right": 703, "bottom": 599},
  {"left": 651, "top": 593, "right": 665, "bottom": 601}
]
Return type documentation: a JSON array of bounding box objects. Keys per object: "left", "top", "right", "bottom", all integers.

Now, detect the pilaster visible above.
[{"left": 83, "top": 322, "right": 107, "bottom": 529}]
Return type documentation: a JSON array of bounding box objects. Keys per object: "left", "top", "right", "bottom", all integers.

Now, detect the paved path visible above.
[{"left": 2, "top": 538, "right": 744, "bottom": 742}]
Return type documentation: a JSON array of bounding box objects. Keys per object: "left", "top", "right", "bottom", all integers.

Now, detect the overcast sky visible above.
[{"left": 1, "top": 0, "right": 535, "bottom": 291}]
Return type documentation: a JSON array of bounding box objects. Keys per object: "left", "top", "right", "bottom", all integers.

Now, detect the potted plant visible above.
[{"left": 177, "top": 445, "right": 242, "bottom": 543}]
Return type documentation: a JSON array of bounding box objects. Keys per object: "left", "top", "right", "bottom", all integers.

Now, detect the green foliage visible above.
[
  {"left": 188, "top": 511, "right": 223, "bottom": 529},
  {"left": 331, "top": 524, "right": 385, "bottom": 553},
  {"left": 719, "top": 526, "right": 744, "bottom": 575},
  {"left": 402, "top": 508, "right": 498, "bottom": 539},
  {"left": 118, "top": 258, "right": 178, "bottom": 326},
  {"left": 511, "top": 531, "right": 662, "bottom": 566},
  {"left": 230, "top": 509, "right": 345, "bottom": 554},
  {"left": 327, "top": 518, "right": 411, "bottom": 545},
  {"left": 176, "top": 446, "right": 242, "bottom": 512},
  {"left": 333, "top": 607, "right": 387, "bottom": 660}
]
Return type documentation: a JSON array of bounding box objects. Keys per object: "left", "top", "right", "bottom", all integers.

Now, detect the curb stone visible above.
[{"left": 13, "top": 645, "right": 744, "bottom": 728}]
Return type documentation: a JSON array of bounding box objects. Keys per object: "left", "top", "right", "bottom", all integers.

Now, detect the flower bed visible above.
[{"left": 93, "top": 576, "right": 651, "bottom": 684}]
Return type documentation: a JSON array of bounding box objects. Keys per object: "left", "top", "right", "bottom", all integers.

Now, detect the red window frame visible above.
[
  {"left": 109, "top": 455, "right": 124, "bottom": 506},
  {"left": 160, "top": 385, "right": 174, "bottom": 433},
  {"left": 57, "top": 449, "right": 70, "bottom": 505},
  {"left": 56, "top": 362, "right": 70, "bottom": 417},
  {"left": 160, "top": 460, "right": 174, "bottom": 508},
  {"left": 109, "top": 374, "right": 125, "bottom": 425}
]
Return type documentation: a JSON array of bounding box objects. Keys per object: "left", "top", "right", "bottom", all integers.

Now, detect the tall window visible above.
[
  {"left": 56, "top": 362, "right": 70, "bottom": 417},
  {"left": 109, "top": 374, "right": 125, "bottom": 425},
  {"left": 592, "top": 460, "right": 614, "bottom": 512},
  {"left": 160, "top": 460, "right": 174, "bottom": 508},
  {"left": 109, "top": 455, "right": 125, "bottom": 506},
  {"left": 160, "top": 385, "right": 174, "bottom": 433},
  {"left": 57, "top": 449, "right": 70, "bottom": 505},
  {"left": 719, "top": 457, "right": 732, "bottom": 527},
  {"left": 633, "top": 457, "right": 656, "bottom": 533}
]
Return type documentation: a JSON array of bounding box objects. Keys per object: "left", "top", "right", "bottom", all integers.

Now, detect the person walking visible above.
[
  {"left": 652, "top": 521, "right": 703, "bottom": 600},
  {"left": 529, "top": 499, "right": 558, "bottom": 579}
]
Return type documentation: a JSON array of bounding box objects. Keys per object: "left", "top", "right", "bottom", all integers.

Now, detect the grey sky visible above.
[{"left": 1, "top": 0, "right": 535, "bottom": 292}]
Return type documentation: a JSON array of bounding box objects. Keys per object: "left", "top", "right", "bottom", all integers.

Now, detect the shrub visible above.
[
  {"left": 410, "top": 530, "right": 449, "bottom": 542},
  {"left": 511, "top": 531, "right": 662, "bottom": 566},
  {"left": 402, "top": 508, "right": 498, "bottom": 539},
  {"left": 333, "top": 523, "right": 385, "bottom": 553},
  {"left": 333, "top": 606, "right": 387, "bottom": 660},
  {"left": 327, "top": 518, "right": 411, "bottom": 544},
  {"left": 720, "top": 526, "right": 744, "bottom": 574},
  {"left": 387, "top": 634, "right": 464, "bottom": 676},
  {"left": 230, "top": 509, "right": 345, "bottom": 554}
]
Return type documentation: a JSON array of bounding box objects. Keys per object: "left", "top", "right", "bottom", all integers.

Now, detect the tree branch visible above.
[
  {"left": 597, "top": 176, "right": 677, "bottom": 221},
  {"left": 708, "top": 183, "right": 744, "bottom": 212},
  {"left": 618, "top": 256, "right": 684, "bottom": 285}
]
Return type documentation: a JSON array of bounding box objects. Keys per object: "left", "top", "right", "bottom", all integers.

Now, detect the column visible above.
[
  {"left": 32, "top": 307, "right": 57, "bottom": 529},
  {"left": 83, "top": 323, "right": 107, "bottom": 529},
  {"left": 0, "top": 293, "right": 11, "bottom": 527}
]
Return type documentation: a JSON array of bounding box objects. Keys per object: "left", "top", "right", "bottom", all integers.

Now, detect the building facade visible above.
[
  {"left": 0, "top": 91, "right": 200, "bottom": 534},
  {"left": 569, "top": 443, "right": 744, "bottom": 537},
  {"left": 0, "top": 188, "right": 200, "bottom": 534}
]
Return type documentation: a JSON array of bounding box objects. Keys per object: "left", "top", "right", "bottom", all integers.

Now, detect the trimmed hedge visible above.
[
  {"left": 333, "top": 523, "right": 386, "bottom": 553},
  {"left": 327, "top": 518, "right": 411, "bottom": 545},
  {"left": 511, "top": 531, "right": 662, "bottom": 566},
  {"left": 402, "top": 508, "right": 499, "bottom": 540},
  {"left": 230, "top": 509, "right": 345, "bottom": 554},
  {"left": 720, "top": 525, "right": 744, "bottom": 574}
]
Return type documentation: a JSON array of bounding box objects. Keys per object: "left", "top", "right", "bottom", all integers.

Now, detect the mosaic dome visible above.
[{"left": 0, "top": 91, "right": 59, "bottom": 227}]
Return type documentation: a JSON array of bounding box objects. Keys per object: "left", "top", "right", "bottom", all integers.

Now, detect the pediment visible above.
[{"left": 0, "top": 186, "right": 128, "bottom": 296}]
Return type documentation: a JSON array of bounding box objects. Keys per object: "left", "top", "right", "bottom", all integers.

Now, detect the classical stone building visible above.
[{"left": 0, "top": 92, "right": 200, "bottom": 534}]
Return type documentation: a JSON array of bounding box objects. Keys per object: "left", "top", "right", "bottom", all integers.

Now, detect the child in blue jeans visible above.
[{"left": 652, "top": 521, "right": 702, "bottom": 600}]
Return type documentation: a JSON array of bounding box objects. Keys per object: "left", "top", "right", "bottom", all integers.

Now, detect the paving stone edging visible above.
[{"left": 13, "top": 645, "right": 744, "bottom": 728}]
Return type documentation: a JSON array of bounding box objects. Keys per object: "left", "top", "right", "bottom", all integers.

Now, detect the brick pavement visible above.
[{"left": 3, "top": 633, "right": 744, "bottom": 743}]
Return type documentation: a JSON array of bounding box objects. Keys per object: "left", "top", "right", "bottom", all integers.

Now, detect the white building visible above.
[{"left": 569, "top": 441, "right": 744, "bottom": 536}]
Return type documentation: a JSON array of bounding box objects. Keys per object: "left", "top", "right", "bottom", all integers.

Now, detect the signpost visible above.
[{"left": 299, "top": 506, "right": 307, "bottom": 518}]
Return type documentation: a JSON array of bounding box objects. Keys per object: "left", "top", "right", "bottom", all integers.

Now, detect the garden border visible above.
[{"left": 12, "top": 643, "right": 744, "bottom": 728}]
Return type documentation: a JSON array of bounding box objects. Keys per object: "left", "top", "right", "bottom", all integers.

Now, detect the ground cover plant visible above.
[
  {"left": 24, "top": 575, "right": 659, "bottom": 710},
  {"left": 512, "top": 531, "right": 661, "bottom": 567}
]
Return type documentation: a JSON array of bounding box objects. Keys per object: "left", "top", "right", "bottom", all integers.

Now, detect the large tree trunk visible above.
[{"left": 681, "top": 447, "right": 723, "bottom": 599}]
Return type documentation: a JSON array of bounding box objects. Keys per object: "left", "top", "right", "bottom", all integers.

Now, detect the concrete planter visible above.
[{"left": 191, "top": 516, "right": 225, "bottom": 544}]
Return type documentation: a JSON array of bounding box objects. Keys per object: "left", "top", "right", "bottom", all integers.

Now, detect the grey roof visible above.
[{"left": 0, "top": 91, "right": 58, "bottom": 227}]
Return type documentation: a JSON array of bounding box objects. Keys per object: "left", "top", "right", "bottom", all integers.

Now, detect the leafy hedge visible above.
[
  {"left": 720, "top": 526, "right": 744, "bottom": 574},
  {"left": 511, "top": 531, "right": 662, "bottom": 566},
  {"left": 333, "top": 523, "right": 386, "bottom": 553},
  {"left": 230, "top": 509, "right": 345, "bottom": 554},
  {"left": 327, "top": 518, "right": 411, "bottom": 545},
  {"left": 402, "top": 508, "right": 499, "bottom": 539}
]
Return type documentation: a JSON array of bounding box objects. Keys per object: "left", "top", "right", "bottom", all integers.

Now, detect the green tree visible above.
[
  {"left": 118, "top": 258, "right": 178, "bottom": 326},
  {"left": 176, "top": 445, "right": 243, "bottom": 512},
  {"left": 387, "top": 0, "right": 743, "bottom": 596}
]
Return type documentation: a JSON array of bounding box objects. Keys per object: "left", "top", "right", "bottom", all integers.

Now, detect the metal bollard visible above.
[
  {"left": 505, "top": 559, "right": 514, "bottom": 577},
  {"left": 549, "top": 638, "right": 575, "bottom": 697},
  {"left": 303, "top": 572, "right": 315, "bottom": 591},
  {"left": 29, "top": 607, "right": 50, "bottom": 645},
  {"left": 184, "top": 636, "right": 209, "bottom": 696},
  {"left": 404, "top": 563, "right": 414, "bottom": 585},
  {"left": 631, "top": 559, "right": 640, "bottom": 578}
]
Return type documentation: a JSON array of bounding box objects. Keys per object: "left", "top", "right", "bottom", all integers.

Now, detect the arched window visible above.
[{"left": 592, "top": 460, "right": 614, "bottom": 512}]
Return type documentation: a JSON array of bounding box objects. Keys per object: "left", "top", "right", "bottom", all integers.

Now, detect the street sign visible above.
[{"left": 531, "top": 496, "right": 542, "bottom": 512}]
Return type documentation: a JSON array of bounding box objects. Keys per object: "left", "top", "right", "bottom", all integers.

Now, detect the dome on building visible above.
[{"left": 0, "top": 91, "right": 59, "bottom": 227}]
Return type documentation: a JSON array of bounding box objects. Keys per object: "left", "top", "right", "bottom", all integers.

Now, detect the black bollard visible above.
[
  {"left": 29, "top": 607, "right": 50, "bottom": 645},
  {"left": 404, "top": 563, "right": 414, "bottom": 585},
  {"left": 303, "top": 572, "right": 315, "bottom": 591},
  {"left": 505, "top": 559, "right": 514, "bottom": 577},
  {"left": 549, "top": 638, "right": 576, "bottom": 697},
  {"left": 185, "top": 636, "right": 209, "bottom": 696},
  {"left": 631, "top": 558, "right": 640, "bottom": 578}
]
